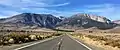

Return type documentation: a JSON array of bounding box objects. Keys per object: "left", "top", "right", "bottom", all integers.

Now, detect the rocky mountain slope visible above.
[
  {"left": 112, "top": 20, "right": 120, "bottom": 24},
  {"left": 0, "top": 13, "right": 62, "bottom": 29},
  {"left": 57, "top": 13, "right": 117, "bottom": 29},
  {"left": 0, "top": 13, "right": 118, "bottom": 30}
]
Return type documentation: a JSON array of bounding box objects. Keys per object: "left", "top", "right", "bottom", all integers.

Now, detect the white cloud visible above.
[
  {"left": 0, "top": 0, "right": 70, "bottom": 18},
  {"left": 0, "top": 0, "right": 70, "bottom": 8},
  {"left": 0, "top": 0, "right": 119, "bottom": 21},
  {"left": 84, "top": 4, "right": 114, "bottom": 8},
  {"left": 0, "top": 10, "right": 20, "bottom": 18},
  {"left": 3, "top": 11, "right": 20, "bottom": 15},
  {"left": 0, "top": 15, "right": 8, "bottom": 18},
  {"left": 19, "top": 7, "right": 79, "bottom": 17},
  {"left": 83, "top": 4, "right": 120, "bottom": 20},
  {"left": 50, "top": 2, "right": 70, "bottom": 7}
]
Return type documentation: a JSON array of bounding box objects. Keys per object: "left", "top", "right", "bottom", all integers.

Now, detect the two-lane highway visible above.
[{"left": 15, "top": 34, "right": 91, "bottom": 50}]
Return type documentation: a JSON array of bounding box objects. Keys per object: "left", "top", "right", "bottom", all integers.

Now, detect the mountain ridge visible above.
[
  {"left": 0, "top": 13, "right": 62, "bottom": 29},
  {"left": 57, "top": 13, "right": 117, "bottom": 29},
  {"left": 0, "top": 13, "right": 118, "bottom": 30},
  {"left": 112, "top": 20, "right": 120, "bottom": 24}
]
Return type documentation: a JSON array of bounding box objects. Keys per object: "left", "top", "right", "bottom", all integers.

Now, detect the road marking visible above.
[
  {"left": 61, "top": 38, "right": 63, "bottom": 41},
  {"left": 14, "top": 42, "right": 41, "bottom": 50},
  {"left": 75, "top": 40, "right": 92, "bottom": 50},
  {"left": 57, "top": 42, "right": 61, "bottom": 45},
  {"left": 14, "top": 36, "right": 60, "bottom": 50},
  {"left": 58, "top": 38, "right": 62, "bottom": 45},
  {"left": 68, "top": 35, "right": 92, "bottom": 50}
]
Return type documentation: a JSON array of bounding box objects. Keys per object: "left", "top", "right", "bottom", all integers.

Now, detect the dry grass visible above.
[
  {"left": 71, "top": 33, "right": 120, "bottom": 50},
  {"left": 0, "top": 32, "right": 62, "bottom": 46}
]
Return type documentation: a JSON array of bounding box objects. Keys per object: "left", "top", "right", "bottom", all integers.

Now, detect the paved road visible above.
[{"left": 18, "top": 34, "right": 90, "bottom": 50}]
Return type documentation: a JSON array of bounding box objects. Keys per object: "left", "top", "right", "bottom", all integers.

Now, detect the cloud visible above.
[
  {"left": 0, "top": 0, "right": 70, "bottom": 8},
  {"left": 49, "top": 2, "right": 70, "bottom": 7},
  {"left": 2, "top": 11, "right": 20, "bottom": 15},
  {"left": 83, "top": 4, "right": 120, "bottom": 20},
  {"left": 84, "top": 4, "right": 114, "bottom": 8},
  {"left": 0, "top": 0, "right": 70, "bottom": 18},
  {"left": 0, "top": 10, "right": 20, "bottom": 18},
  {"left": 0, "top": 15, "right": 8, "bottom": 18},
  {"left": 0, "top": 0, "right": 119, "bottom": 21}
]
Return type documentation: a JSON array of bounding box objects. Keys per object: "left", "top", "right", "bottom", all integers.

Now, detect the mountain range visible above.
[
  {"left": 0, "top": 13, "right": 119, "bottom": 30},
  {"left": 112, "top": 20, "right": 120, "bottom": 24},
  {"left": 57, "top": 13, "right": 117, "bottom": 29},
  {"left": 0, "top": 13, "right": 62, "bottom": 30}
]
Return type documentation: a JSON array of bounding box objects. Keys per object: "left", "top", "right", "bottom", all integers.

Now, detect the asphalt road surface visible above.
[{"left": 18, "top": 34, "right": 90, "bottom": 50}]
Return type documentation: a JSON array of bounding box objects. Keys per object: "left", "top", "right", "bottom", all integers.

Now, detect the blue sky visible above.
[{"left": 0, "top": 0, "right": 119, "bottom": 20}]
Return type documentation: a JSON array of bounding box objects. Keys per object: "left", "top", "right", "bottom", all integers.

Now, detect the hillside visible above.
[
  {"left": 0, "top": 13, "right": 62, "bottom": 29},
  {"left": 57, "top": 13, "right": 117, "bottom": 29}
]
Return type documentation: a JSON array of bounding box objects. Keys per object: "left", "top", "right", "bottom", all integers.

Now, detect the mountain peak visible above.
[
  {"left": 0, "top": 13, "right": 117, "bottom": 30},
  {"left": 0, "top": 13, "right": 62, "bottom": 28},
  {"left": 112, "top": 20, "right": 120, "bottom": 24},
  {"left": 57, "top": 13, "right": 116, "bottom": 29},
  {"left": 72, "top": 13, "right": 111, "bottom": 23}
]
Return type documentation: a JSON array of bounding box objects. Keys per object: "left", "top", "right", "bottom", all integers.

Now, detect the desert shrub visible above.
[
  {"left": 0, "top": 40, "right": 3, "bottom": 45},
  {"left": 85, "top": 35, "right": 120, "bottom": 48},
  {"left": 3, "top": 41, "right": 9, "bottom": 45},
  {"left": 71, "top": 34, "right": 83, "bottom": 36},
  {"left": 72, "top": 34, "right": 120, "bottom": 48},
  {"left": 3, "top": 36, "right": 12, "bottom": 41},
  {"left": 39, "top": 35, "right": 46, "bottom": 39},
  {"left": 36, "top": 35, "right": 42, "bottom": 40},
  {"left": 104, "top": 39, "right": 120, "bottom": 48},
  {"left": 52, "top": 33, "right": 62, "bottom": 36},
  {"left": 89, "top": 31, "right": 93, "bottom": 33},
  {"left": 7, "top": 33, "right": 30, "bottom": 43},
  {"left": 0, "top": 32, "right": 62, "bottom": 45},
  {"left": 29, "top": 35, "right": 37, "bottom": 41},
  {"left": 24, "top": 38, "right": 29, "bottom": 42},
  {"left": 86, "top": 35, "right": 108, "bottom": 41},
  {"left": 8, "top": 38, "right": 14, "bottom": 44},
  {"left": 104, "top": 41, "right": 120, "bottom": 47},
  {"left": 71, "top": 34, "right": 84, "bottom": 39}
]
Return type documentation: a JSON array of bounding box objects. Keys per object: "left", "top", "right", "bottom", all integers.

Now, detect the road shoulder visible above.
[
  {"left": 0, "top": 36, "right": 61, "bottom": 50},
  {"left": 70, "top": 35, "right": 104, "bottom": 50},
  {"left": 67, "top": 34, "right": 93, "bottom": 50}
]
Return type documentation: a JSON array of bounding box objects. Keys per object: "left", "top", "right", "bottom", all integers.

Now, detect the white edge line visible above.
[
  {"left": 68, "top": 34, "right": 92, "bottom": 50},
  {"left": 57, "top": 42, "right": 61, "bottom": 45},
  {"left": 14, "top": 36, "right": 60, "bottom": 50},
  {"left": 14, "top": 41, "right": 41, "bottom": 50},
  {"left": 61, "top": 38, "right": 63, "bottom": 41}
]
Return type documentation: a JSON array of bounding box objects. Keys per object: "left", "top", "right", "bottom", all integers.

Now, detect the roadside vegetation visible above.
[
  {"left": 71, "top": 33, "right": 120, "bottom": 50},
  {"left": 0, "top": 31, "right": 62, "bottom": 46}
]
